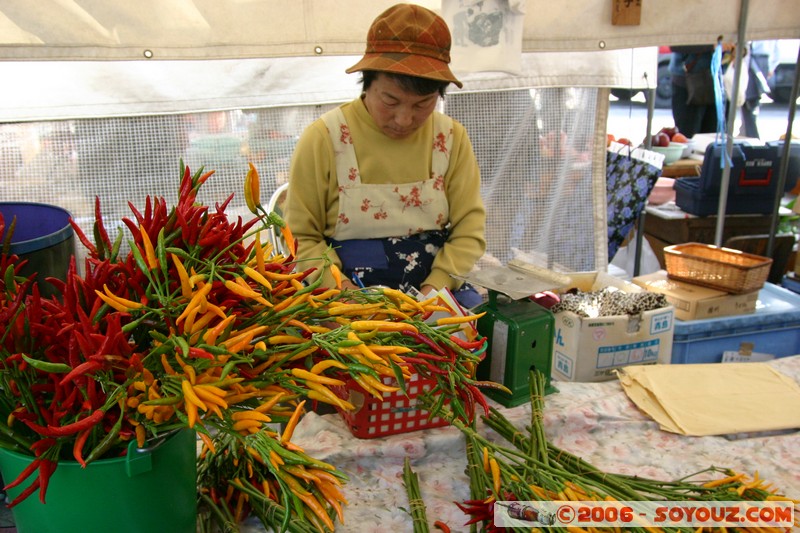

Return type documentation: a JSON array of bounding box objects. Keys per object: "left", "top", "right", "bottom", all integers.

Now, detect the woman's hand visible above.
[
  {"left": 341, "top": 278, "right": 360, "bottom": 290},
  {"left": 420, "top": 284, "right": 437, "bottom": 296}
]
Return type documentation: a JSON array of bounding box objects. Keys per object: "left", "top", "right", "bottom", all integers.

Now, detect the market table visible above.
[{"left": 240, "top": 356, "right": 800, "bottom": 532}]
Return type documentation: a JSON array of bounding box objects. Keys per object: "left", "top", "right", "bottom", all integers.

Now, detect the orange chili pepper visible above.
[{"left": 280, "top": 400, "right": 306, "bottom": 444}]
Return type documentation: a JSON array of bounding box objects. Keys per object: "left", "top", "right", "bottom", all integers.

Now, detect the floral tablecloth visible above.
[{"left": 245, "top": 356, "right": 800, "bottom": 532}]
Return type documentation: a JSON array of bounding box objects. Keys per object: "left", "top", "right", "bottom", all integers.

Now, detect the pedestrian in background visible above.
[{"left": 740, "top": 40, "right": 780, "bottom": 139}]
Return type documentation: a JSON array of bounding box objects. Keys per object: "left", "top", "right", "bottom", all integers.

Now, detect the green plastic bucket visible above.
[
  {"left": 0, "top": 202, "right": 75, "bottom": 298},
  {"left": 0, "top": 429, "right": 197, "bottom": 533}
]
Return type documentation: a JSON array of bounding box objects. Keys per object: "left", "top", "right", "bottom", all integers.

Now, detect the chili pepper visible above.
[
  {"left": 449, "top": 335, "right": 487, "bottom": 351},
  {"left": 244, "top": 163, "right": 261, "bottom": 214},
  {"left": 182, "top": 380, "right": 208, "bottom": 412},
  {"left": 96, "top": 284, "right": 144, "bottom": 312},
  {"left": 20, "top": 354, "right": 71, "bottom": 374},
  {"left": 7, "top": 476, "right": 40, "bottom": 509},
  {"left": 84, "top": 413, "right": 123, "bottom": 464},
  {"left": 433, "top": 521, "right": 451, "bottom": 532},
  {"left": 291, "top": 367, "right": 345, "bottom": 387},
  {"left": 381, "top": 287, "right": 424, "bottom": 312},
  {"left": 280, "top": 400, "right": 306, "bottom": 444},
  {"left": 402, "top": 329, "right": 447, "bottom": 357},
  {"left": 411, "top": 351, "right": 450, "bottom": 362},
  {"left": 59, "top": 360, "right": 102, "bottom": 386},
  {"left": 309, "top": 359, "right": 348, "bottom": 374},
  {"left": 138, "top": 225, "right": 160, "bottom": 271},
  {"left": 349, "top": 319, "right": 419, "bottom": 334},
  {"left": 4, "top": 456, "right": 43, "bottom": 491},
  {"left": 436, "top": 311, "right": 486, "bottom": 326},
  {"left": 23, "top": 408, "right": 104, "bottom": 438},
  {"left": 73, "top": 426, "right": 93, "bottom": 467}
]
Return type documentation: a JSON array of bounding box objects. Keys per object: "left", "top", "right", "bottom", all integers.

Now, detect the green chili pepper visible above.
[
  {"left": 84, "top": 414, "right": 123, "bottom": 464},
  {"left": 20, "top": 354, "right": 72, "bottom": 374}
]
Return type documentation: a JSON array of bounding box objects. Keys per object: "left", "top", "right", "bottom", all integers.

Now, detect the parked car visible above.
[
  {"left": 611, "top": 46, "right": 673, "bottom": 109},
  {"left": 766, "top": 39, "right": 799, "bottom": 104}
]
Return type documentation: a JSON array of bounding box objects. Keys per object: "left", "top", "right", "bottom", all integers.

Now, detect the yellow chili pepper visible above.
[
  {"left": 309, "top": 359, "right": 348, "bottom": 374},
  {"left": 489, "top": 457, "right": 501, "bottom": 494},
  {"left": 139, "top": 225, "right": 159, "bottom": 270},
  {"left": 243, "top": 265, "right": 273, "bottom": 291},
  {"left": 232, "top": 419, "right": 263, "bottom": 432},
  {"left": 436, "top": 311, "right": 486, "bottom": 326},
  {"left": 231, "top": 410, "right": 272, "bottom": 423},
  {"left": 244, "top": 162, "right": 261, "bottom": 214},
  {"left": 171, "top": 253, "right": 192, "bottom": 298},
  {"left": 182, "top": 380, "right": 208, "bottom": 412},
  {"left": 96, "top": 284, "right": 144, "bottom": 312},
  {"left": 382, "top": 287, "right": 424, "bottom": 311},
  {"left": 359, "top": 373, "right": 399, "bottom": 394},
  {"left": 349, "top": 319, "right": 418, "bottom": 334},
  {"left": 267, "top": 334, "right": 307, "bottom": 345},
  {"left": 291, "top": 367, "right": 346, "bottom": 387},
  {"left": 193, "top": 386, "right": 229, "bottom": 409},
  {"left": 176, "top": 283, "right": 213, "bottom": 325}
]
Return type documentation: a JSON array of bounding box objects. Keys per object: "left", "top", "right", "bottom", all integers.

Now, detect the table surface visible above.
[{"left": 242, "top": 357, "right": 800, "bottom": 532}]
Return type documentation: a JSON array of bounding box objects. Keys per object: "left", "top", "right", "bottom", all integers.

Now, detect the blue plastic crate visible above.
[{"left": 671, "top": 282, "right": 800, "bottom": 364}]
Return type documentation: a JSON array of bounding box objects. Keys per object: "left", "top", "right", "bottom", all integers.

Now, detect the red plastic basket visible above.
[{"left": 333, "top": 372, "right": 449, "bottom": 439}]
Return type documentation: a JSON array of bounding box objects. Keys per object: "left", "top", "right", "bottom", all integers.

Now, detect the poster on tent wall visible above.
[{"left": 442, "top": 0, "right": 525, "bottom": 75}]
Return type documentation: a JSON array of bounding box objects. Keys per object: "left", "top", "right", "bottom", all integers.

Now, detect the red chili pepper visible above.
[
  {"left": 59, "top": 360, "right": 102, "bottom": 387},
  {"left": 449, "top": 335, "right": 486, "bottom": 351},
  {"left": 467, "top": 384, "right": 490, "bottom": 417},
  {"left": 69, "top": 219, "right": 98, "bottom": 257},
  {"left": 188, "top": 347, "right": 214, "bottom": 360},
  {"left": 6, "top": 477, "right": 40, "bottom": 508},
  {"left": 433, "top": 521, "right": 451, "bottom": 533},
  {"left": 73, "top": 427, "right": 92, "bottom": 467},
  {"left": 3, "top": 457, "right": 43, "bottom": 491},
  {"left": 402, "top": 330, "right": 448, "bottom": 357},
  {"left": 22, "top": 408, "right": 104, "bottom": 438},
  {"left": 37, "top": 458, "right": 57, "bottom": 504},
  {"left": 410, "top": 351, "right": 449, "bottom": 362}
]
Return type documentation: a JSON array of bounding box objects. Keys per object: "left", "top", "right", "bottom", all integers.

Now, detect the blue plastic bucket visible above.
[{"left": 0, "top": 202, "right": 75, "bottom": 297}]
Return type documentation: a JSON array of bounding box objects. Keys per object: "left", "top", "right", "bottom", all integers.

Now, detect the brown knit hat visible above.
[{"left": 346, "top": 3, "right": 462, "bottom": 88}]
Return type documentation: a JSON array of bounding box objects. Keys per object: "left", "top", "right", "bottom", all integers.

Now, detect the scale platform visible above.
[{"left": 462, "top": 261, "right": 565, "bottom": 407}]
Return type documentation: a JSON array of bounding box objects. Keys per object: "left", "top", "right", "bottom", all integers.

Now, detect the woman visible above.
[{"left": 285, "top": 3, "right": 486, "bottom": 307}]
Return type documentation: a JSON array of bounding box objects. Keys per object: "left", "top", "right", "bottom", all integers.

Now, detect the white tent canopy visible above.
[{"left": 1, "top": 0, "right": 798, "bottom": 60}]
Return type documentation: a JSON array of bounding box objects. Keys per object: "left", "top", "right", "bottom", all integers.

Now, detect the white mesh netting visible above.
[{"left": 0, "top": 88, "right": 606, "bottom": 273}]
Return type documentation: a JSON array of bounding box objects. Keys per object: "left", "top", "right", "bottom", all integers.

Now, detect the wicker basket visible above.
[{"left": 663, "top": 242, "right": 772, "bottom": 294}]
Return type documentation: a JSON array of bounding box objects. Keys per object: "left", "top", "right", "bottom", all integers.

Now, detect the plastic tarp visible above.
[
  {"left": 1, "top": 0, "right": 798, "bottom": 60},
  {"left": 1, "top": 48, "right": 656, "bottom": 121}
]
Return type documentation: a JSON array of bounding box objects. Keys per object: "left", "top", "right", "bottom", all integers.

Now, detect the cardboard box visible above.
[
  {"left": 551, "top": 271, "right": 674, "bottom": 382},
  {"left": 632, "top": 270, "right": 758, "bottom": 321}
]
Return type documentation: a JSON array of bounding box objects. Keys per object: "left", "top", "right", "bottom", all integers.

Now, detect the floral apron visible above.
[{"left": 322, "top": 107, "right": 452, "bottom": 293}]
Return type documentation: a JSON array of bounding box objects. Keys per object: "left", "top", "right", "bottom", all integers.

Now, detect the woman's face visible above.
[{"left": 362, "top": 73, "right": 439, "bottom": 139}]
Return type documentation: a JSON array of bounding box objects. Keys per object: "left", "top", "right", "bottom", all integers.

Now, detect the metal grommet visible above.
[
  {"left": 598, "top": 41, "right": 606, "bottom": 50},
  {"left": 314, "top": 46, "right": 323, "bottom": 55},
  {"left": 143, "top": 49, "right": 154, "bottom": 59}
]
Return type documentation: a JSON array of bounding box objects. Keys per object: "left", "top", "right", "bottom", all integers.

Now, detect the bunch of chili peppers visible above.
[
  {"left": 420, "top": 371, "right": 799, "bottom": 533},
  {"left": 0, "top": 163, "right": 494, "bottom": 532}
]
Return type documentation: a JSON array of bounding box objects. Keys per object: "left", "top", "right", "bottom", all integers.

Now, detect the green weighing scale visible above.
[{"left": 459, "top": 260, "right": 566, "bottom": 407}]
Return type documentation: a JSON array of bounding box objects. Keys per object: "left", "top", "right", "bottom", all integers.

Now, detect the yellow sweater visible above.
[{"left": 285, "top": 96, "right": 486, "bottom": 290}]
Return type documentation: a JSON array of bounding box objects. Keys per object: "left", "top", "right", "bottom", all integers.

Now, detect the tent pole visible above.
[
  {"left": 768, "top": 45, "right": 800, "bottom": 256},
  {"left": 714, "top": 0, "right": 749, "bottom": 247},
  {"left": 633, "top": 87, "right": 657, "bottom": 277}
]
